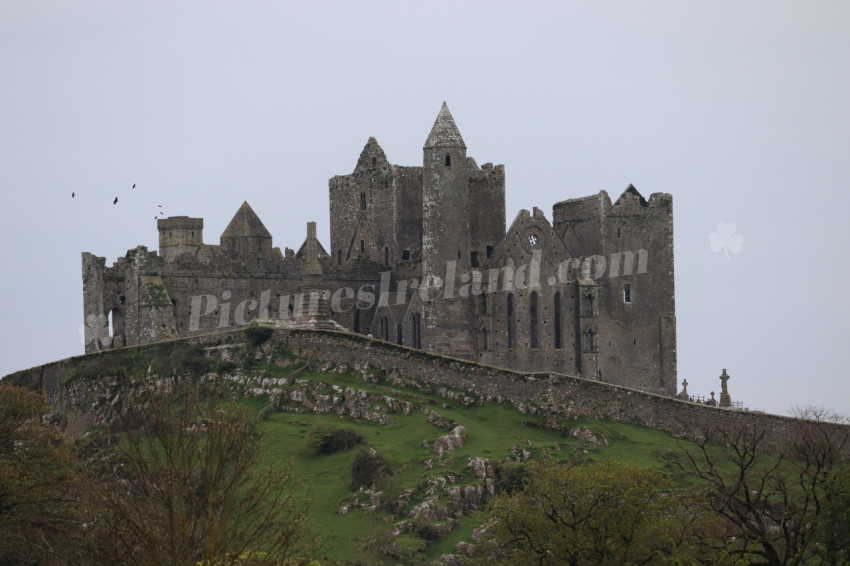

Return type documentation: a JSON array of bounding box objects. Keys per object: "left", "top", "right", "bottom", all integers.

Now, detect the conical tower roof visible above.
[
  {"left": 220, "top": 201, "right": 272, "bottom": 239},
  {"left": 424, "top": 102, "right": 466, "bottom": 149}
]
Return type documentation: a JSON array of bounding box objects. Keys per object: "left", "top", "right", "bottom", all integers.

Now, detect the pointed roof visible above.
[
  {"left": 355, "top": 137, "right": 389, "bottom": 171},
  {"left": 614, "top": 184, "right": 648, "bottom": 207},
  {"left": 424, "top": 102, "right": 466, "bottom": 149},
  {"left": 220, "top": 201, "right": 272, "bottom": 239},
  {"left": 295, "top": 221, "right": 329, "bottom": 264}
]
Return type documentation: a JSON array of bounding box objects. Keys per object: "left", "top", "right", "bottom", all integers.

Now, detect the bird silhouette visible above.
[
  {"left": 113, "top": 197, "right": 118, "bottom": 205},
  {"left": 132, "top": 184, "right": 136, "bottom": 189},
  {"left": 71, "top": 192, "right": 75, "bottom": 198},
  {"left": 159, "top": 211, "right": 164, "bottom": 216},
  {"left": 158, "top": 204, "right": 162, "bottom": 207}
]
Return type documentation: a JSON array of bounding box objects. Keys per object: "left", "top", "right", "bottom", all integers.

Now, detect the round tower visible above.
[
  {"left": 421, "top": 102, "right": 475, "bottom": 357},
  {"left": 422, "top": 102, "right": 471, "bottom": 278}
]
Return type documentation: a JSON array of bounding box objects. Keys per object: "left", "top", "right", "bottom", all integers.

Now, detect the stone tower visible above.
[
  {"left": 157, "top": 217, "right": 203, "bottom": 261},
  {"left": 220, "top": 201, "right": 273, "bottom": 260},
  {"left": 421, "top": 102, "right": 475, "bottom": 356},
  {"left": 552, "top": 186, "right": 677, "bottom": 395}
]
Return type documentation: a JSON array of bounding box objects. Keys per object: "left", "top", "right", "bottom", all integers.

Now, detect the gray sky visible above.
[{"left": 2, "top": 1, "right": 848, "bottom": 417}]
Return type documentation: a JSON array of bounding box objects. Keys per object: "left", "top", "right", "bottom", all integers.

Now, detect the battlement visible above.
[
  {"left": 157, "top": 216, "right": 204, "bottom": 261},
  {"left": 467, "top": 158, "right": 506, "bottom": 178},
  {"left": 610, "top": 185, "right": 672, "bottom": 216},
  {"left": 157, "top": 216, "right": 203, "bottom": 231}
]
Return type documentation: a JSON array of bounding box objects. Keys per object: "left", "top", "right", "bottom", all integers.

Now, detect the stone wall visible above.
[
  {"left": 273, "top": 329, "right": 804, "bottom": 446},
  {"left": 552, "top": 188, "right": 676, "bottom": 396},
  {"left": 11, "top": 328, "right": 843, "bottom": 453}
]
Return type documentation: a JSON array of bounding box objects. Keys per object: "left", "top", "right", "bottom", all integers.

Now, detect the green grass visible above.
[
  {"left": 247, "top": 387, "right": 696, "bottom": 563},
  {"left": 156, "top": 337, "right": 707, "bottom": 563},
  {"left": 49, "top": 331, "right": 726, "bottom": 564}
]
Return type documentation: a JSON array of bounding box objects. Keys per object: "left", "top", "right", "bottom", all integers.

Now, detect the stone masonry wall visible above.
[
  {"left": 12, "top": 329, "right": 845, "bottom": 452},
  {"left": 275, "top": 329, "right": 801, "bottom": 445}
]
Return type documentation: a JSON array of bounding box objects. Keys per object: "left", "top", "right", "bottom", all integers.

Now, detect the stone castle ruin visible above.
[{"left": 82, "top": 103, "right": 677, "bottom": 396}]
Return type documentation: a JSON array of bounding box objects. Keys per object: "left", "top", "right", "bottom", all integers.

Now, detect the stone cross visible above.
[
  {"left": 677, "top": 379, "right": 690, "bottom": 401},
  {"left": 719, "top": 368, "right": 732, "bottom": 407}
]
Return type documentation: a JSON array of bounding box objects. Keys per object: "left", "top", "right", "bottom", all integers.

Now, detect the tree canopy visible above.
[{"left": 468, "top": 458, "right": 719, "bottom": 565}]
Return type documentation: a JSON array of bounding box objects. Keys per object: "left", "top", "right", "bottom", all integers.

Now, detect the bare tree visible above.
[
  {"left": 673, "top": 409, "right": 850, "bottom": 566},
  {"left": 0, "top": 383, "right": 77, "bottom": 565},
  {"left": 74, "top": 384, "right": 321, "bottom": 566}
]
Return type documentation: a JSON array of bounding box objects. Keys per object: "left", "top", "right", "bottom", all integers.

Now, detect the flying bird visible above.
[
  {"left": 113, "top": 197, "right": 118, "bottom": 205},
  {"left": 71, "top": 192, "right": 75, "bottom": 198},
  {"left": 132, "top": 184, "right": 136, "bottom": 189},
  {"left": 159, "top": 211, "right": 164, "bottom": 216},
  {"left": 158, "top": 204, "right": 163, "bottom": 207}
]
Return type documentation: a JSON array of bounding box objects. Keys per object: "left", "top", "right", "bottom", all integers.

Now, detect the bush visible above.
[
  {"left": 308, "top": 427, "right": 365, "bottom": 454},
  {"left": 470, "top": 459, "right": 720, "bottom": 565},
  {"left": 351, "top": 449, "right": 392, "bottom": 490},
  {"left": 246, "top": 326, "right": 274, "bottom": 347},
  {"left": 493, "top": 461, "right": 533, "bottom": 494}
]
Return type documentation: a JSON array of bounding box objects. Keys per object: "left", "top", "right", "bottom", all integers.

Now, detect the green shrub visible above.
[
  {"left": 351, "top": 448, "right": 392, "bottom": 490},
  {"left": 308, "top": 427, "right": 365, "bottom": 454},
  {"left": 245, "top": 326, "right": 274, "bottom": 347},
  {"left": 494, "top": 461, "right": 533, "bottom": 494}
]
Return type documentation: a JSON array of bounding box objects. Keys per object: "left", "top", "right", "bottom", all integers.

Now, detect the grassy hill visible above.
[
  {"left": 254, "top": 400, "right": 691, "bottom": 563},
  {"left": 5, "top": 327, "right": 715, "bottom": 564},
  {"left": 5, "top": 328, "right": 850, "bottom": 565}
]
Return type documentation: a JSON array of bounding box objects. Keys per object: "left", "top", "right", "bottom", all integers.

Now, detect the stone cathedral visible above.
[{"left": 82, "top": 103, "right": 677, "bottom": 396}]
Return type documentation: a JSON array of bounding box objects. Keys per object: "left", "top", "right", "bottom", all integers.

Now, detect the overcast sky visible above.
[{"left": 2, "top": 1, "right": 848, "bottom": 417}]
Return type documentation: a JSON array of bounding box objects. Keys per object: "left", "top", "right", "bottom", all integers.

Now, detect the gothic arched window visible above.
[
  {"left": 584, "top": 327, "right": 596, "bottom": 352},
  {"left": 411, "top": 313, "right": 421, "bottom": 349},
  {"left": 554, "top": 291, "right": 562, "bottom": 349},
  {"left": 478, "top": 325, "right": 489, "bottom": 350},
  {"left": 507, "top": 293, "right": 515, "bottom": 349},
  {"left": 530, "top": 291, "right": 539, "bottom": 349}
]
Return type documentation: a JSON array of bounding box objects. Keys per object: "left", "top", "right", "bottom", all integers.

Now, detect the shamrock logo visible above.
[
  {"left": 78, "top": 314, "right": 111, "bottom": 348},
  {"left": 709, "top": 223, "right": 744, "bottom": 260}
]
